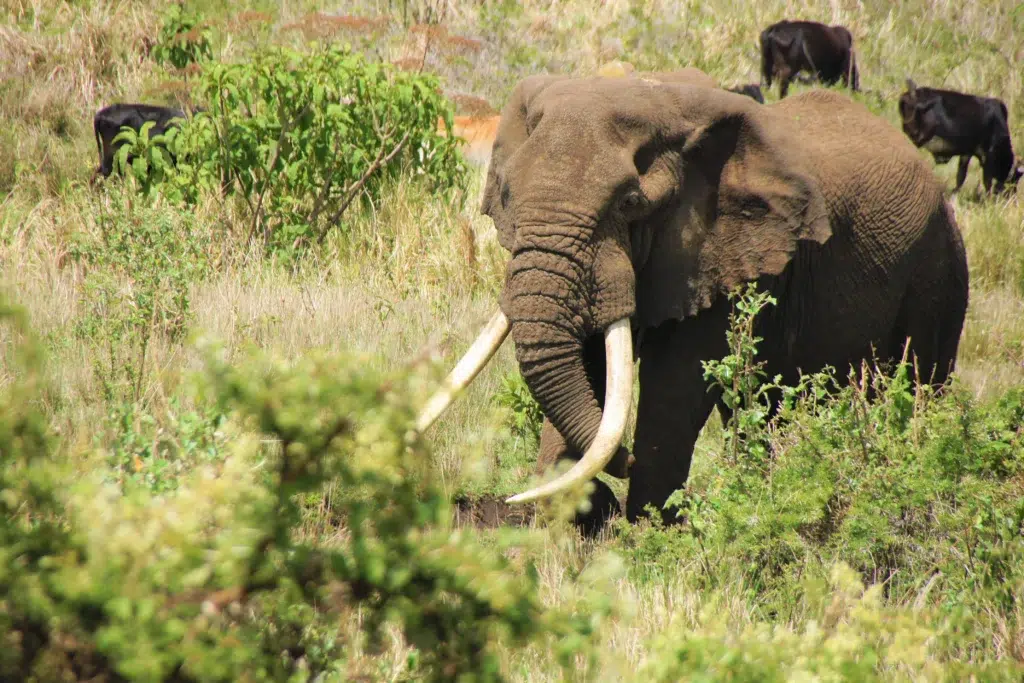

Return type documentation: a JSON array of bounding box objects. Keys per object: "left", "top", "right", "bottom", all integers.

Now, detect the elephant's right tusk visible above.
[
  {"left": 415, "top": 309, "right": 511, "bottom": 433},
  {"left": 506, "top": 318, "right": 633, "bottom": 505}
]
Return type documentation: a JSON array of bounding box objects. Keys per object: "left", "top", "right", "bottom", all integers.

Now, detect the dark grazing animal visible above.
[
  {"left": 92, "top": 103, "right": 193, "bottom": 182},
  {"left": 898, "top": 80, "right": 1021, "bottom": 194},
  {"left": 727, "top": 83, "right": 765, "bottom": 103},
  {"left": 760, "top": 20, "right": 859, "bottom": 98}
]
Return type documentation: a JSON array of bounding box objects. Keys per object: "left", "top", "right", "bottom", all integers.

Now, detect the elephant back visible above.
[
  {"left": 769, "top": 90, "right": 929, "bottom": 169},
  {"left": 642, "top": 67, "right": 719, "bottom": 89},
  {"left": 766, "top": 90, "right": 945, "bottom": 226}
]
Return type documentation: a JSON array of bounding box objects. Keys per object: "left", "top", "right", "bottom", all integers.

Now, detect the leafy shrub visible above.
[
  {"left": 71, "top": 189, "right": 212, "bottom": 403},
  {"left": 102, "top": 396, "right": 228, "bottom": 494},
  {"left": 111, "top": 120, "right": 187, "bottom": 197},
  {"left": 701, "top": 283, "right": 781, "bottom": 464},
  {"left": 169, "top": 46, "right": 466, "bottom": 254},
  {"left": 494, "top": 370, "right": 544, "bottom": 445},
  {"left": 151, "top": 4, "right": 213, "bottom": 69},
  {"left": 0, "top": 301, "right": 610, "bottom": 682},
  {"left": 614, "top": 285, "right": 1024, "bottom": 672}
]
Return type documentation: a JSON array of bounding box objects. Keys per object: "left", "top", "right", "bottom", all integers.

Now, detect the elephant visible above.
[{"left": 415, "top": 69, "right": 969, "bottom": 530}]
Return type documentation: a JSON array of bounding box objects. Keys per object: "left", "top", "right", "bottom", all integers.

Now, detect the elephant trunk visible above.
[
  {"left": 504, "top": 240, "right": 605, "bottom": 454},
  {"left": 503, "top": 241, "right": 635, "bottom": 504},
  {"left": 511, "top": 319, "right": 604, "bottom": 454},
  {"left": 507, "top": 318, "right": 633, "bottom": 504}
]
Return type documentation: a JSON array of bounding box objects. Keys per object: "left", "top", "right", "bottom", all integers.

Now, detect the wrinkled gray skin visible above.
[{"left": 481, "top": 72, "right": 969, "bottom": 529}]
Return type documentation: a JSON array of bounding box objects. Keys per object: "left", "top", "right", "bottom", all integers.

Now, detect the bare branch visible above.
[
  {"left": 316, "top": 129, "right": 410, "bottom": 245},
  {"left": 306, "top": 134, "right": 345, "bottom": 229},
  {"left": 246, "top": 102, "right": 312, "bottom": 246}
]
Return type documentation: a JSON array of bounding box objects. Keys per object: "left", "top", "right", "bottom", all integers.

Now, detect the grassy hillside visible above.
[{"left": 1, "top": 0, "right": 1023, "bottom": 679}]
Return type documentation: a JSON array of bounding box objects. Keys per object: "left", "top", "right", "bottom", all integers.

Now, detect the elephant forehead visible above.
[
  {"left": 535, "top": 79, "right": 675, "bottom": 122},
  {"left": 516, "top": 108, "right": 637, "bottom": 180},
  {"left": 532, "top": 79, "right": 721, "bottom": 138},
  {"left": 504, "top": 136, "right": 634, "bottom": 206}
]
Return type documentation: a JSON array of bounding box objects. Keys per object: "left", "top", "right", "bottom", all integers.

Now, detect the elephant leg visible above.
[
  {"left": 954, "top": 156, "right": 970, "bottom": 192},
  {"left": 534, "top": 417, "right": 566, "bottom": 472},
  {"left": 889, "top": 255, "right": 966, "bottom": 391},
  {"left": 931, "top": 277, "right": 968, "bottom": 389},
  {"left": 536, "top": 418, "right": 622, "bottom": 536},
  {"left": 627, "top": 308, "right": 729, "bottom": 524}
]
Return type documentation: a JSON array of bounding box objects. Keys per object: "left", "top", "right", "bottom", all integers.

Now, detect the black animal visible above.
[
  {"left": 899, "top": 79, "right": 1022, "bottom": 194},
  {"left": 92, "top": 103, "right": 194, "bottom": 182},
  {"left": 727, "top": 83, "right": 765, "bottom": 104},
  {"left": 760, "top": 20, "right": 859, "bottom": 98}
]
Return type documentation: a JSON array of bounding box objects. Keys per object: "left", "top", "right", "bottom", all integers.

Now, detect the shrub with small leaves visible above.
[
  {"left": 70, "top": 189, "right": 212, "bottom": 404},
  {"left": 0, "top": 300, "right": 609, "bottom": 682},
  {"left": 102, "top": 396, "right": 228, "bottom": 494}
]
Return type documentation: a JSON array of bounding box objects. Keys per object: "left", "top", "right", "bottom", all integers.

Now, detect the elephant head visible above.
[{"left": 417, "top": 72, "right": 830, "bottom": 503}]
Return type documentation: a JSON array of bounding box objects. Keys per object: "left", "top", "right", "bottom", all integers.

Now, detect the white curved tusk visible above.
[
  {"left": 506, "top": 318, "right": 633, "bottom": 505},
  {"left": 415, "top": 309, "right": 510, "bottom": 433}
]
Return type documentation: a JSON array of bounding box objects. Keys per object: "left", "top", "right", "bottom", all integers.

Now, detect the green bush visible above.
[
  {"left": 700, "top": 283, "right": 781, "bottom": 465},
  {"left": 151, "top": 4, "right": 213, "bottom": 70},
  {"left": 71, "top": 189, "right": 212, "bottom": 404},
  {"left": 167, "top": 46, "right": 467, "bottom": 254},
  {"left": 0, "top": 301, "right": 610, "bottom": 682},
  {"left": 494, "top": 370, "right": 544, "bottom": 445},
  {"left": 101, "top": 396, "right": 228, "bottom": 494},
  {"left": 110, "top": 120, "right": 187, "bottom": 197},
  {"left": 614, "top": 286, "right": 1024, "bottom": 673}
]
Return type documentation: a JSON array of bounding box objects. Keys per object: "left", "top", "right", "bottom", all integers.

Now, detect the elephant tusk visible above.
[
  {"left": 415, "top": 309, "right": 511, "bottom": 433},
  {"left": 506, "top": 317, "right": 633, "bottom": 505}
]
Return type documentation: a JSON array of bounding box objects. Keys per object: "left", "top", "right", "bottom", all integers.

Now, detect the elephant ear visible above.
[
  {"left": 635, "top": 88, "right": 831, "bottom": 326},
  {"left": 480, "top": 75, "right": 566, "bottom": 251}
]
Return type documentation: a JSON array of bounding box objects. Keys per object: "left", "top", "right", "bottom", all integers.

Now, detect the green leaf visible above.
[
  {"left": 114, "top": 144, "right": 132, "bottom": 174},
  {"left": 132, "top": 156, "right": 148, "bottom": 178},
  {"left": 139, "top": 120, "right": 156, "bottom": 145}
]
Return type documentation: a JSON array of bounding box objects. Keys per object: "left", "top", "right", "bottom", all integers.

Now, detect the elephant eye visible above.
[{"left": 619, "top": 189, "right": 645, "bottom": 212}]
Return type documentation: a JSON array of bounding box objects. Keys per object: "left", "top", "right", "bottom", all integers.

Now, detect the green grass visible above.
[{"left": 1, "top": 0, "right": 1023, "bottom": 679}]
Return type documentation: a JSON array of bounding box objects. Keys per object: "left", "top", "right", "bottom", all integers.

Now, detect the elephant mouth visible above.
[{"left": 414, "top": 310, "right": 634, "bottom": 505}]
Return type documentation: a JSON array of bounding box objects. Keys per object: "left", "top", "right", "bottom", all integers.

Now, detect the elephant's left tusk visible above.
[
  {"left": 415, "top": 309, "right": 511, "bottom": 434},
  {"left": 506, "top": 317, "right": 634, "bottom": 505}
]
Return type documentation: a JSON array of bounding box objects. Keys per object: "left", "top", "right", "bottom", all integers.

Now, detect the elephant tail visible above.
[{"left": 935, "top": 201, "right": 969, "bottom": 385}]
